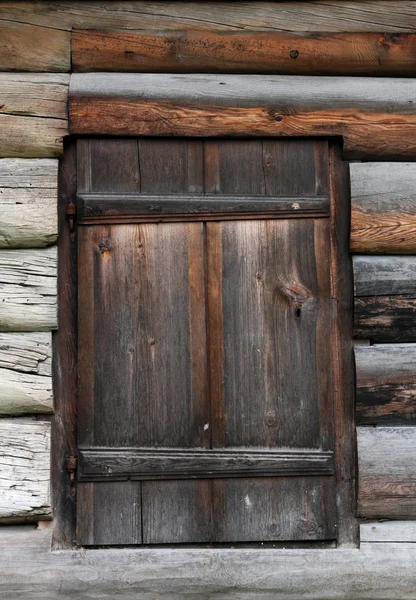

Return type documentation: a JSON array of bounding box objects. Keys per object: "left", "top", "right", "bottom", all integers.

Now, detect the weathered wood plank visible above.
[
  {"left": 2, "top": 531, "right": 416, "bottom": 599},
  {"left": 69, "top": 74, "right": 416, "bottom": 159},
  {"left": 0, "top": 332, "right": 52, "bottom": 414},
  {"left": 0, "top": 247, "right": 57, "bottom": 332},
  {"left": 355, "top": 343, "right": 416, "bottom": 425},
  {"left": 79, "top": 448, "right": 335, "bottom": 481},
  {"left": 354, "top": 295, "right": 416, "bottom": 342},
  {"left": 0, "top": 419, "right": 51, "bottom": 522},
  {"left": 351, "top": 163, "right": 416, "bottom": 254},
  {"left": 357, "top": 427, "right": 416, "bottom": 518},
  {"left": 1, "top": 2, "right": 415, "bottom": 73},
  {"left": 0, "top": 74, "right": 69, "bottom": 158},
  {"left": 72, "top": 30, "right": 416, "bottom": 75},
  {"left": 0, "top": 159, "right": 58, "bottom": 248},
  {"left": 353, "top": 256, "right": 416, "bottom": 297},
  {"left": 360, "top": 521, "right": 416, "bottom": 543}
]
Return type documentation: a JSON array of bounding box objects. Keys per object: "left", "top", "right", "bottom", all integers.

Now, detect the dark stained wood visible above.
[
  {"left": 79, "top": 448, "right": 335, "bottom": 480},
  {"left": 51, "top": 138, "right": 78, "bottom": 549},
  {"left": 328, "top": 144, "right": 357, "bottom": 546},
  {"left": 77, "top": 481, "right": 141, "bottom": 545},
  {"left": 350, "top": 162, "right": 416, "bottom": 254},
  {"left": 69, "top": 73, "right": 416, "bottom": 159},
  {"left": 78, "top": 193, "right": 330, "bottom": 222},
  {"left": 72, "top": 30, "right": 416, "bottom": 76},
  {"left": 211, "top": 476, "right": 336, "bottom": 542},
  {"left": 357, "top": 427, "right": 416, "bottom": 518},
  {"left": 355, "top": 344, "right": 416, "bottom": 425},
  {"left": 354, "top": 295, "right": 416, "bottom": 342},
  {"left": 353, "top": 255, "right": 416, "bottom": 297}
]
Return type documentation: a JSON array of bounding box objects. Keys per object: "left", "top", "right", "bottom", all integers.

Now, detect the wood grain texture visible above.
[
  {"left": 51, "top": 139, "right": 77, "bottom": 549},
  {"left": 360, "top": 521, "right": 416, "bottom": 543},
  {"left": 0, "top": 419, "right": 51, "bottom": 522},
  {"left": 354, "top": 295, "right": 416, "bottom": 342},
  {"left": 0, "top": 74, "right": 69, "bottom": 158},
  {"left": 69, "top": 73, "right": 416, "bottom": 159},
  {"left": 357, "top": 427, "right": 416, "bottom": 518},
  {"left": 0, "top": 159, "right": 58, "bottom": 248},
  {"left": 2, "top": 531, "right": 416, "bottom": 600},
  {"left": 0, "top": 247, "right": 57, "bottom": 332},
  {"left": 72, "top": 30, "right": 416, "bottom": 76},
  {"left": 79, "top": 448, "right": 335, "bottom": 480},
  {"left": 355, "top": 343, "right": 416, "bottom": 425},
  {"left": 351, "top": 162, "right": 416, "bottom": 253},
  {"left": 353, "top": 255, "right": 416, "bottom": 297},
  {"left": 1, "top": 2, "right": 416, "bottom": 73}
]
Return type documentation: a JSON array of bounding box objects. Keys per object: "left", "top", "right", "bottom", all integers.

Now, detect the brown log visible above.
[
  {"left": 355, "top": 343, "right": 416, "bottom": 425},
  {"left": 351, "top": 163, "right": 416, "bottom": 253},
  {"left": 69, "top": 73, "right": 416, "bottom": 159},
  {"left": 354, "top": 295, "right": 416, "bottom": 342},
  {"left": 72, "top": 30, "right": 416, "bottom": 75}
]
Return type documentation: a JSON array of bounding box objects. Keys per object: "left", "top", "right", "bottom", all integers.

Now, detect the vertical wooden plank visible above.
[
  {"left": 77, "top": 481, "right": 141, "bottom": 545},
  {"left": 212, "top": 476, "right": 336, "bottom": 542},
  {"left": 328, "top": 143, "right": 357, "bottom": 546},
  {"left": 142, "top": 480, "right": 212, "bottom": 544},
  {"left": 88, "top": 139, "right": 140, "bottom": 192},
  {"left": 52, "top": 139, "right": 77, "bottom": 548}
]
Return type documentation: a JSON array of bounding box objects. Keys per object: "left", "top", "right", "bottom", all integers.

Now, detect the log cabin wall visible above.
[{"left": 1, "top": 1, "right": 416, "bottom": 597}]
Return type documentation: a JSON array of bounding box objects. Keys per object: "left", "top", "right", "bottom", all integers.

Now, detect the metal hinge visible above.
[
  {"left": 66, "top": 203, "right": 77, "bottom": 240},
  {"left": 65, "top": 456, "right": 77, "bottom": 497}
]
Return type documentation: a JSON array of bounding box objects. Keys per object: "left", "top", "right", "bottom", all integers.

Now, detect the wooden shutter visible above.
[{"left": 76, "top": 138, "right": 338, "bottom": 545}]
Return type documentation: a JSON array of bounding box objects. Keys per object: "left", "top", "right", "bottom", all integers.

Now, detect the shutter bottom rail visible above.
[{"left": 78, "top": 448, "right": 335, "bottom": 481}]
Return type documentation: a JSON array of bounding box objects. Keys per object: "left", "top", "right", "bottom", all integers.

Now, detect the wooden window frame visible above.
[{"left": 53, "top": 136, "right": 355, "bottom": 549}]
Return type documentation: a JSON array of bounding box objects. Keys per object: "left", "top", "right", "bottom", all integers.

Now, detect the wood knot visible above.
[
  {"left": 265, "top": 411, "right": 277, "bottom": 428},
  {"left": 289, "top": 49, "right": 299, "bottom": 59}
]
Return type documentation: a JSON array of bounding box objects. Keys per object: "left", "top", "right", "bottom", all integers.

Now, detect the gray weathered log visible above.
[
  {"left": 0, "top": 247, "right": 57, "bottom": 331},
  {"left": 0, "top": 419, "right": 51, "bottom": 522},
  {"left": 0, "top": 74, "right": 69, "bottom": 158},
  {"left": 0, "top": 159, "right": 58, "bottom": 247},
  {"left": 350, "top": 162, "right": 416, "bottom": 254},
  {"left": 357, "top": 427, "right": 416, "bottom": 518},
  {"left": 360, "top": 521, "right": 416, "bottom": 543},
  {"left": 1, "top": 2, "right": 415, "bottom": 73},
  {"left": 1, "top": 528, "right": 416, "bottom": 599},
  {"left": 353, "top": 256, "right": 416, "bottom": 297},
  {"left": 0, "top": 332, "right": 52, "bottom": 375},
  {"left": 355, "top": 343, "right": 416, "bottom": 425}
]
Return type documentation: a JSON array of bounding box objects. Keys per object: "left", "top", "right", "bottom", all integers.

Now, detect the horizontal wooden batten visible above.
[
  {"left": 353, "top": 255, "right": 416, "bottom": 342},
  {"left": 72, "top": 30, "right": 416, "bottom": 76},
  {"left": 78, "top": 193, "right": 330, "bottom": 222},
  {"left": 69, "top": 73, "right": 416, "bottom": 159},
  {"left": 0, "top": 159, "right": 58, "bottom": 248},
  {"left": 351, "top": 163, "right": 416, "bottom": 254},
  {"left": 355, "top": 344, "right": 416, "bottom": 425},
  {"left": 357, "top": 427, "right": 416, "bottom": 518},
  {"left": 0, "top": 74, "right": 69, "bottom": 158},
  {"left": 0, "top": 247, "right": 57, "bottom": 332},
  {"left": 79, "top": 448, "right": 335, "bottom": 481},
  {"left": 0, "top": 419, "right": 51, "bottom": 522},
  {"left": 360, "top": 521, "right": 416, "bottom": 543}
]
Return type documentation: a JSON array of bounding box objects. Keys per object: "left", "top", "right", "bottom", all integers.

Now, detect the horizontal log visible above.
[
  {"left": 2, "top": 1, "right": 415, "bottom": 72},
  {"left": 78, "top": 193, "right": 330, "bottom": 222},
  {"left": 0, "top": 159, "right": 58, "bottom": 248},
  {"left": 79, "top": 448, "right": 334, "bottom": 481},
  {"left": 354, "top": 295, "right": 416, "bottom": 342},
  {"left": 353, "top": 256, "right": 416, "bottom": 297},
  {"left": 0, "top": 332, "right": 53, "bottom": 414},
  {"left": 0, "top": 419, "right": 51, "bottom": 522},
  {"left": 0, "top": 247, "right": 57, "bottom": 332},
  {"left": 360, "top": 521, "right": 416, "bottom": 543},
  {"left": 351, "top": 163, "right": 416, "bottom": 254},
  {"left": 2, "top": 532, "right": 416, "bottom": 600},
  {"left": 357, "top": 427, "right": 416, "bottom": 518},
  {"left": 69, "top": 73, "right": 416, "bottom": 159},
  {"left": 355, "top": 343, "right": 416, "bottom": 425},
  {"left": 0, "top": 74, "right": 69, "bottom": 158},
  {"left": 72, "top": 30, "right": 416, "bottom": 76}
]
